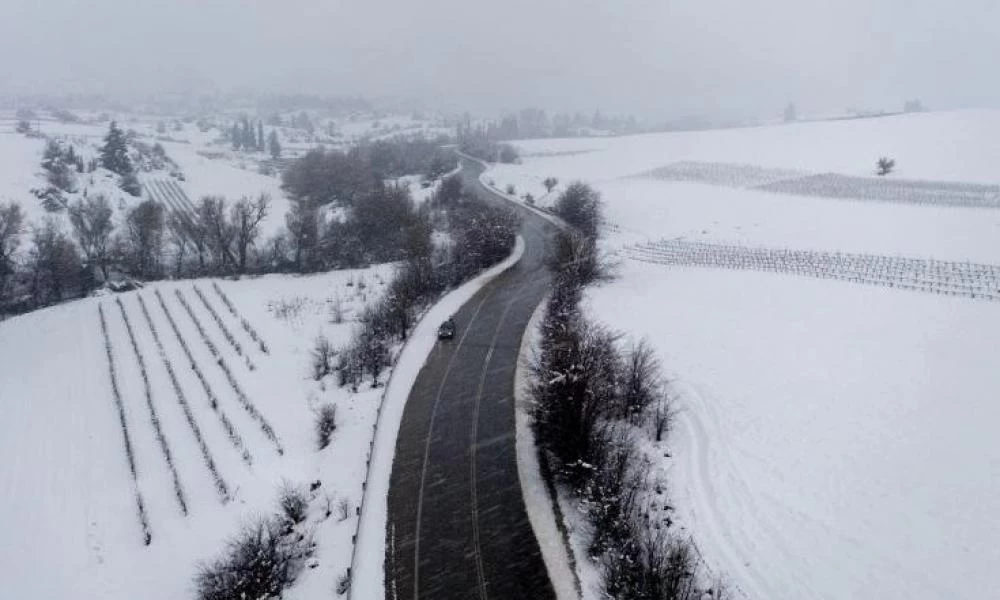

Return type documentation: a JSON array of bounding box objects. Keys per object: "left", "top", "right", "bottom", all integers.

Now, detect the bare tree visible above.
[
  {"left": 285, "top": 198, "right": 319, "bottom": 272},
  {"left": 166, "top": 212, "right": 191, "bottom": 277},
  {"left": 877, "top": 157, "right": 895, "bottom": 176},
  {"left": 230, "top": 193, "right": 270, "bottom": 273},
  {"left": 652, "top": 396, "right": 673, "bottom": 442},
  {"left": 68, "top": 194, "right": 114, "bottom": 280},
  {"left": 124, "top": 199, "right": 165, "bottom": 279},
  {"left": 0, "top": 202, "right": 25, "bottom": 301},
  {"left": 311, "top": 334, "right": 336, "bottom": 381},
  {"left": 28, "top": 218, "right": 82, "bottom": 306},
  {"left": 619, "top": 339, "right": 664, "bottom": 422},
  {"left": 183, "top": 212, "right": 211, "bottom": 274},
  {"left": 198, "top": 196, "right": 236, "bottom": 271}
]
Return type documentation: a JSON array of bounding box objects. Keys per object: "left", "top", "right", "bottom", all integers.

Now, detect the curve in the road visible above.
[{"left": 385, "top": 157, "right": 561, "bottom": 600}]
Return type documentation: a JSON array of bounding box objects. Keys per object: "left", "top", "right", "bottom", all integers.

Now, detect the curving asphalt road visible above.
[{"left": 384, "top": 158, "right": 560, "bottom": 599}]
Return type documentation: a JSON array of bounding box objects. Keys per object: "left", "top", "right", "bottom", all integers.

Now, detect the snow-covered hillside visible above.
[
  {"left": 0, "top": 109, "right": 453, "bottom": 241},
  {"left": 0, "top": 268, "right": 393, "bottom": 599},
  {"left": 487, "top": 110, "right": 1000, "bottom": 599}
]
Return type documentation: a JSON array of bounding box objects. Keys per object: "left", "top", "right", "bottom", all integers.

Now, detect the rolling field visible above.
[{"left": 486, "top": 109, "right": 1000, "bottom": 599}]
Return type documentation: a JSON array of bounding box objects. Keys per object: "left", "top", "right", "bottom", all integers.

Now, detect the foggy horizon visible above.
[{"left": 4, "top": 0, "right": 1000, "bottom": 121}]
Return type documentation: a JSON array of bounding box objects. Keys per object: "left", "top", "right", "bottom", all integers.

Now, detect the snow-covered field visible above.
[
  {"left": 0, "top": 267, "right": 395, "bottom": 599},
  {"left": 487, "top": 110, "right": 1000, "bottom": 599}
]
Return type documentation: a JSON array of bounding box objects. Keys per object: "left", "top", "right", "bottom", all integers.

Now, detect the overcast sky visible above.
[{"left": 2, "top": 0, "right": 998, "bottom": 120}]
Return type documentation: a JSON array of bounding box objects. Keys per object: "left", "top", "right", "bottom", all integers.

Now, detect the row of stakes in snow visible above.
[
  {"left": 212, "top": 281, "right": 270, "bottom": 354},
  {"left": 629, "top": 240, "right": 1000, "bottom": 302},
  {"left": 137, "top": 295, "right": 230, "bottom": 502},
  {"left": 116, "top": 297, "right": 190, "bottom": 515},
  {"left": 154, "top": 289, "right": 254, "bottom": 466},
  {"left": 174, "top": 289, "right": 284, "bottom": 455},
  {"left": 98, "top": 304, "right": 153, "bottom": 545},
  {"left": 192, "top": 284, "right": 250, "bottom": 367}
]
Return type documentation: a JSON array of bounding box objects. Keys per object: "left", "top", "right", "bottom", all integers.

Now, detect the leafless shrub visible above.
[
  {"left": 336, "top": 498, "right": 351, "bottom": 522},
  {"left": 279, "top": 483, "right": 309, "bottom": 524},
  {"left": 619, "top": 339, "right": 665, "bottom": 422},
  {"left": 329, "top": 294, "right": 345, "bottom": 323},
  {"left": 311, "top": 334, "right": 336, "bottom": 381},
  {"left": 316, "top": 403, "right": 337, "bottom": 450},
  {"left": 336, "top": 570, "right": 350, "bottom": 595}
]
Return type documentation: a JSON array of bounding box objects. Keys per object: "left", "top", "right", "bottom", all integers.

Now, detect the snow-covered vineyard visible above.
[
  {"left": 0, "top": 266, "right": 397, "bottom": 599},
  {"left": 627, "top": 239, "right": 1000, "bottom": 302},
  {"left": 95, "top": 285, "right": 281, "bottom": 543},
  {"left": 142, "top": 178, "right": 199, "bottom": 222},
  {"left": 642, "top": 161, "right": 1000, "bottom": 208}
]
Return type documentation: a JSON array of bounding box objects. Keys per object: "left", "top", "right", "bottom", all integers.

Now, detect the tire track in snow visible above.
[{"left": 673, "top": 379, "right": 794, "bottom": 600}]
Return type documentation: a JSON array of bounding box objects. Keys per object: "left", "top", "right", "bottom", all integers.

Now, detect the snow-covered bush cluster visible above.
[{"left": 194, "top": 495, "right": 316, "bottom": 600}]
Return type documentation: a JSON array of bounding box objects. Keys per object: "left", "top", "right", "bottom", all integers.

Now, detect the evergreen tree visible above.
[
  {"left": 100, "top": 121, "right": 132, "bottom": 176},
  {"left": 268, "top": 130, "right": 282, "bottom": 159},
  {"left": 257, "top": 120, "right": 265, "bottom": 151},
  {"left": 241, "top": 117, "right": 254, "bottom": 151},
  {"left": 231, "top": 122, "right": 241, "bottom": 150}
]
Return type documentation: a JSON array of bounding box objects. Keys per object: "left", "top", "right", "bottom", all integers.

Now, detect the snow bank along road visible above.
[{"left": 384, "top": 158, "right": 560, "bottom": 599}]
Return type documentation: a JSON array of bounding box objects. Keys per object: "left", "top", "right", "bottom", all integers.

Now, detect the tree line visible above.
[
  {"left": 231, "top": 116, "right": 282, "bottom": 158},
  {"left": 456, "top": 124, "right": 519, "bottom": 164},
  {"left": 313, "top": 173, "right": 520, "bottom": 393},
  {"left": 530, "top": 183, "right": 728, "bottom": 599},
  {"left": 456, "top": 107, "right": 642, "bottom": 142},
  {"left": 0, "top": 137, "right": 462, "bottom": 320}
]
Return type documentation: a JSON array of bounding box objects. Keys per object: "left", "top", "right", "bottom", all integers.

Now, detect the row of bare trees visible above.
[{"left": 0, "top": 193, "right": 271, "bottom": 317}]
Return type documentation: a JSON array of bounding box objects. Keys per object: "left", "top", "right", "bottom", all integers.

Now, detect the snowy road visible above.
[{"left": 384, "top": 158, "right": 560, "bottom": 599}]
